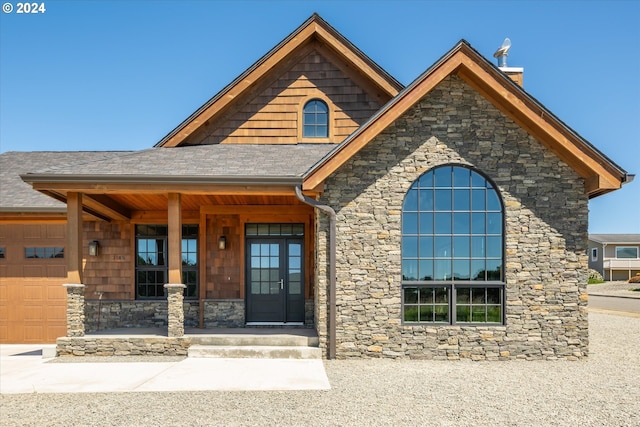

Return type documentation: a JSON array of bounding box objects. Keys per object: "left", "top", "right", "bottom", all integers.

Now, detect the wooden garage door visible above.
[{"left": 0, "top": 223, "right": 67, "bottom": 343}]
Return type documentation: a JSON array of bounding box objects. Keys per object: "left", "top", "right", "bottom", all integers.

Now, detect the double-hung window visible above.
[{"left": 402, "top": 165, "right": 505, "bottom": 324}]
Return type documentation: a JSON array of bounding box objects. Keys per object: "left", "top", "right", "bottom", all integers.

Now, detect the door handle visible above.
[{"left": 279, "top": 279, "right": 284, "bottom": 290}]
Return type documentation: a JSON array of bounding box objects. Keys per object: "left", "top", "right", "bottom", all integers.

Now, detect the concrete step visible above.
[
  {"left": 189, "top": 333, "right": 319, "bottom": 347},
  {"left": 188, "top": 345, "right": 322, "bottom": 359}
]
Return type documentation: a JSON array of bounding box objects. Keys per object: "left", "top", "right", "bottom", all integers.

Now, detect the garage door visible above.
[{"left": 0, "top": 223, "right": 67, "bottom": 343}]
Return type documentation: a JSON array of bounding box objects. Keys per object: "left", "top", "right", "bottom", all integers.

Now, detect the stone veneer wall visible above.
[
  {"left": 203, "top": 299, "right": 245, "bottom": 327},
  {"left": 57, "top": 337, "right": 190, "bottom": 356},
  {"left": 86, "top": 299, "right": 317, "bottom": 331},
  {"left": 317, "top": 75, "right": 589, "bottom": 360},
  {"left": 85, "top": 301, "right": 200, "bottom": 332}
]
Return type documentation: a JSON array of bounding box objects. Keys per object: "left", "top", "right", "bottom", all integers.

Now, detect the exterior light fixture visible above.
[
  {"left": 88, "top": 240, "right": 100, "bottom": 256},
  {"left": 218, "top": 236, "right": 226, "bottom": 250}
]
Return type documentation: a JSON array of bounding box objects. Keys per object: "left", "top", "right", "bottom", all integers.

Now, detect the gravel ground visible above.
[{"left": 1, "top": 312, "right": 638, "bottom": 427}]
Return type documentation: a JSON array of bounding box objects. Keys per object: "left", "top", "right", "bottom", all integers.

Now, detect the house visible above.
[
  {"left": 588, "top": 234, "right": 640, "bottom": 281},
  {"left": 0, "top": 14, "right": 631, "bottom": 359}
]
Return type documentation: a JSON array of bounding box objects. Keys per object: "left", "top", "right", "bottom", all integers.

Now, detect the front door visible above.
[{"left": 246, "top": 238, "right": 304, "bottom": 323}]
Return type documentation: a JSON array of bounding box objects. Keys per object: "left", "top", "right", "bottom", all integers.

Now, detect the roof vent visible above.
[
  {"left": 493, "top": 38, "right": 511, "bottom": 67},
  {"left": 493, "top": 37, "right": 524, "bottom": 87}
]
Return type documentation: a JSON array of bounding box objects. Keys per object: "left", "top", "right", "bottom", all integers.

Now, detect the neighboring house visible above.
[
  {"left": 588, "top": 234, "right": 640, "bottom": 281},
  {"left": 0, "top": 15, "right": 632, "bottom": 359}
]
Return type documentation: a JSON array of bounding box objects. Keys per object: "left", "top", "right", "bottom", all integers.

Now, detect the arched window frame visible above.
[
  {"left": 299, "top": 97, "right": 332, "bottom": 142},
  {"left": 401, "top": 164, "right": 505, "bottom": 325}
]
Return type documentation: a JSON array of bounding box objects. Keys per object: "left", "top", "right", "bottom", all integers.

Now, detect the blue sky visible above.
[{"left": 1, "top": 0, "right": 638, "bottom": 233}]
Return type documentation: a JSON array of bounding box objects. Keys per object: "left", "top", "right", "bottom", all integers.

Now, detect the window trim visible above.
[
  {"left": 591, "top": 247, "right": 598, "bottom": 262},
  {"left": 298, "top": 95, "right": 333, "bottom": 143},
  {"left": 401, "top": 164, "right": 505, "bottom": 325}
]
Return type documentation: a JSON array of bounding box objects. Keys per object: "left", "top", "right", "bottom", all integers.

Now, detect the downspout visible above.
[{"left": 295, "top": 186, "right": 336, "bottom": 359}]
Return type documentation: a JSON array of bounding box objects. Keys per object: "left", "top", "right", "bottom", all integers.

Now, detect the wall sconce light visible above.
[
  {"left": 218, "top": 236, "right": 226, "bottom": 250},
  {"left": 88, "top": 240, "right": 100, "bottom": 257}
]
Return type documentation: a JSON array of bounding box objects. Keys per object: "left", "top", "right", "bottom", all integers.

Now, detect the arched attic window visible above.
[
  {"left": 302, "top": 99, "right": 329, "bottom": 138},
  {"left": 401, "top": 165, "right": 505, "bottom": 325}
]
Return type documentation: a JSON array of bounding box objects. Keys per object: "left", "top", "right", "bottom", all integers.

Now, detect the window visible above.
[
  {"left": 402, "top": 165, "right": 504, "bottom": 325},
  {"left": 302, "top": 99, "right": 328, "bottom": 138},
  {"left": 0, "top": 247, "right": 4, "bottom": 259},
  {"left": 616, "top": 246, "right": 639, "bottom": 259},
  {"left": 245, "top": 223, "right": 304, "bottom": 237},
  {"left": 591, "top": 248, "right": 598, "bottom": 261},
  {"left": 25, "top": 247, "right": 64, "bottom": 259},
  {"left": 136, "top": 224, "right": 198, "bottom": 299},
  {"left": 181, "top": 225, "right": 198, "bottom": 298}
]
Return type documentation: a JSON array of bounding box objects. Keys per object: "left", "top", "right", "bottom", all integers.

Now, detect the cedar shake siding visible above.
[{"left": 183, "top": 51, "right": 385, "bottom": 146}]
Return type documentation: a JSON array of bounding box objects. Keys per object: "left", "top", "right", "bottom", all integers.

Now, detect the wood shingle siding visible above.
[{"left": 184, "top": 51, "right": 384, "bottom": 145}]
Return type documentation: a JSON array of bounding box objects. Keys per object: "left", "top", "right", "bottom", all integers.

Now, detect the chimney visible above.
[{"left": 493, "top": 38, "right": 524, "bottom": 87}]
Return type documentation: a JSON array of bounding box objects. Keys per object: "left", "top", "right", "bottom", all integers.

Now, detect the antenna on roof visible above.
[{"left": 493, "top": 38, "right": 511, "bottom": 68}]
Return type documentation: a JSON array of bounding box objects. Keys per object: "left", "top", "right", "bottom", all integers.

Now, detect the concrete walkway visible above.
[{"left": 0, "top": 344, "right": 330, "bottom": 394}]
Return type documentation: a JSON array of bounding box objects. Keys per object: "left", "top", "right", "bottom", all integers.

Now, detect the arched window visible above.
[
  {"left": 401, "top": 165, "right": 504, "bottom": 324},
  {"left": 302, "top": 99, "right": 328, "bottom": 138}
]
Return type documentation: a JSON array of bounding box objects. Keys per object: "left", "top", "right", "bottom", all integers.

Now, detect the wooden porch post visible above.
[
  {"left": 63, "top": 192, "right": 85, "bottom": 337},
  {"left": 165, "top": 193, "right": 185, "bottom": 337},
  {"left": 167, "top": 193, "right": 182, "bottom": 284},
  {"left": 66, "top": 192, "right": 83, "bottom": 284}
]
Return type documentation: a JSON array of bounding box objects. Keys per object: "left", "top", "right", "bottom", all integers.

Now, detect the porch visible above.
[{"left": 603, "top": 258, "right": 640, "bottom": 281}]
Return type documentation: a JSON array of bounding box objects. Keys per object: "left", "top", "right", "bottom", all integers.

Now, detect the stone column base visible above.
[
  {"left": 164, "top": 284, "right": 186, "bottom": 337},
  {"left": 63, "top": 284, "right": 86, "bottom": 337}
]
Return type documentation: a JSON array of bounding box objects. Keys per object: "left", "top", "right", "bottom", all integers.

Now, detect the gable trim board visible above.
[{"left": 302, "top": 40, "right": 630, "bottom": 198}]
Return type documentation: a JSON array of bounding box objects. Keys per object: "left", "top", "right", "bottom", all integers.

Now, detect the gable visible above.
[
  {"left": 303, "top": 41, "right": 629, "bottom": 198},
  {"left": 157, "top": 14, "right": 402, "bottom": 148},
  {"left": 181, "top": 49, "right": 387, "bottom": 145}
]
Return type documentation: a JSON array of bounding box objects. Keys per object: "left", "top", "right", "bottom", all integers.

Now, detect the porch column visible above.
[
  {"left": 64, "top": 192, "right": 85, "bottom": 337},
  {"left": 166, "top": 193, "right": 185, "bottom": 337}
]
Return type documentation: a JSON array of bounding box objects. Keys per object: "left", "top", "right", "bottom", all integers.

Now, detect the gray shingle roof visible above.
[
  {"left": 0, "top": 151, "right": 131, "bottom": 210},
  {"left": 2, "top": 144, "right": 336, "bottom": 210},
  {"left": 589, "top": 234, "right": 640, "bottom": 244},
  {"left": 25, "top": 144, "right": 335, "bottom": 178}
]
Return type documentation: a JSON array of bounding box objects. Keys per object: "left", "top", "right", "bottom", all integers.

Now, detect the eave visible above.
[
  {"left": 155, "top": 13, "right": 403, "bottom": 148},
  {"left": 302, "top": 41, "right": 629, "bottom": 199},
  {"left": 19, "top": 173, "right": 319, "bottom": 221}
]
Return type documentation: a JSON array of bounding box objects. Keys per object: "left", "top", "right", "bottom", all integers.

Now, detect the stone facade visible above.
[
  {"left": 85, "top": 299, "right": 316, "bottom": 330},
  {"left": 318, "top": 76, "right": 589, "bottom": 360},
  {"left": 56, "top": 337, "right": 190, "bottom": 356},
  {"left": 164, "top": 284, "right": 186, "bottom": 337},
  {"left": 63, "top": 284, "right": 86, "bottom": 337},
  {"left": 203, "top": 299, "right": 245, "bottom": 328}
]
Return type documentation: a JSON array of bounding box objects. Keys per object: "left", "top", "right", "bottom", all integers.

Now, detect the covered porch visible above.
[{"left": 19, "top": 144, "right": 337, "bottom": 357}]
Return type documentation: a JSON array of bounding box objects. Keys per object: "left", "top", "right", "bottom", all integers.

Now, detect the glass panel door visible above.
[
  {"left": 247, "top": 240, "right": 284, "bottom": 322},
  {"left": 245, "top": 237, "right": 305, "bottom": 323}
]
